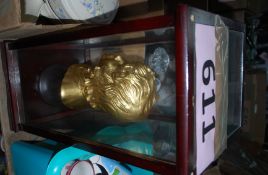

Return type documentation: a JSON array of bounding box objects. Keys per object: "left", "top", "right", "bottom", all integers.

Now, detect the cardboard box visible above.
[
  {"left": 179, "top": 0, "right": 209, "bottom": 10},
  {"left": 116, "top": 0, "right": 165, "bottom": 21},
  {"left": 0, "top": 0, "right": 21, "bottom": 32},
  {"left": 242, "top": 70, "right": 266, "bottom": 145},
  {"left": 0, "top": 0, "right": 78, "bottom": 40},
  {"left": 209, "top": 0, "right": 268, "bottom": 14},
  {"left": 119, "top": 0, "right": 148, "bottom": 7},
  {"left": 0, "top": 24, "right": 79, "bottom": 40}
]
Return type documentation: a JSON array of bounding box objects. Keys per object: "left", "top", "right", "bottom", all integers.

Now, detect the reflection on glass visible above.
[
  {"left": 90, "top": 120, "right": 176, "bottom": 161},
  {"left": 145, "top": 44, "right": 176, "bottom": 116}
]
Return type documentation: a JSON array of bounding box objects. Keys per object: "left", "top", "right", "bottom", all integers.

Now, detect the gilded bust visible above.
[{"left": 61, "top": 54, "right": 157, "bottom": 121}]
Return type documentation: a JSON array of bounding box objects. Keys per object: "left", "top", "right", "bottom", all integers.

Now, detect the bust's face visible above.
[{"left": 61, "top": 54, "right": 157, "bottom": 121}]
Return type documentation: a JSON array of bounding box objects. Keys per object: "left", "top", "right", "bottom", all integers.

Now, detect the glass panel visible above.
[
  {"left": 84, "top": 27, "right": 175, "bottom": 47},
  {"left": 30, "top": 111, "right": 176, "bottom": 162},
  {"left": 17, "top": 27, "right": 176, "bottom": 161},
  {"left": 227, "top": 30, "right": 244, "bottom": 136}
]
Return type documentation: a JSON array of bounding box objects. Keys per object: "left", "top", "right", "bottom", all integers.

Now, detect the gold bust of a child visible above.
[{"left": 61, "top": 54, "right": 157, "bottom": 121}]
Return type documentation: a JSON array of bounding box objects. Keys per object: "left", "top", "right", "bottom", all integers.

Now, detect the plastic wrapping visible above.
[
  {"left": 214, "top": 15, "right": 229, "bottom": 158},
  {"left": 194, "top": 16, "right": 230, "bottom": 174}
]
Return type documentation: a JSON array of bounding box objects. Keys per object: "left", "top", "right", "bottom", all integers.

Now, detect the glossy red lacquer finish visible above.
[{"left": 175, "top": 5, "right": 192, "bottom": 175}]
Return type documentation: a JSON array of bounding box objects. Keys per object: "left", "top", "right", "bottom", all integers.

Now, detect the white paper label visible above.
[{"left": 195, "top": 24, "right": 216, "bottom": 175}]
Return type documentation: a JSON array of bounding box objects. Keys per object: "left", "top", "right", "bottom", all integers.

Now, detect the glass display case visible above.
[{"left": 0, "top": 5, "right": 244, "bottom": 175}]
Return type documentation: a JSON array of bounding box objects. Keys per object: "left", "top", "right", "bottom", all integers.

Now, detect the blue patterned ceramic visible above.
[{"left": 47, "top": 0, "right": 118, "bottom": 23}]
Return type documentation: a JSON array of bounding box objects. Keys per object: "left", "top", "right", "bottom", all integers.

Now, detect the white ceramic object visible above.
[
  {"left": 47, "top": 0, "right": 119, "bottom": 23},
  {"left": 46, "top": 0, "right": 71, "bottom": 20},
  {"left": 24, "top": 0, "right": 118, "bottom": 23},
  {"left": 39, "top": 3, "right": 59, "bottom": 20}
]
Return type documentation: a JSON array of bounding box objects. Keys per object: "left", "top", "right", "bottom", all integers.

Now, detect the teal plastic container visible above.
[
  {"left": 11, "top": 140, "right": 58, "bottom": 175},
  {"left": 11, "top": 140, "right": 153, "bottom": 175}
]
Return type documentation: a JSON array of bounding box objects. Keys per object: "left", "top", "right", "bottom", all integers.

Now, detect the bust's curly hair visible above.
[{"left": 61, "top": 54, "right": 157, "bottom": 121}]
